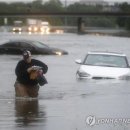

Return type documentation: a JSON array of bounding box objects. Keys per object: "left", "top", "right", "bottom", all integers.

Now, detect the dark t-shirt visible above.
[{"left": 15, "top": 59, "right": 48, "bottom": 86}]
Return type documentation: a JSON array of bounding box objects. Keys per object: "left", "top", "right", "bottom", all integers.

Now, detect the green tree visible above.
[
  {"left": 117, "top": 2, "right": 130, "bottom": 30},
  {"left": 67, "top": 3, "right": 103, "bottom": 13},
  {"left": 43, "top": 0, "right": 63, "bottom": 12}
]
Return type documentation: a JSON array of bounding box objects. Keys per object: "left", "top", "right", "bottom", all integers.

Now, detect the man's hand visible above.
[
  {"left": 27, "top": 66, "right": 43, "bottom": 79},
  {"left": 27, "top": 66, "right": 42, "bottom": 73},
  {"left": 27, "top": 66, "right": 34, "bottom": 73}
]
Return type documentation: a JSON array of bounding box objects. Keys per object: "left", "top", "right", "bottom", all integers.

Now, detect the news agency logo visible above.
[
  {"left": 86, "top": 115, "right": 130, "bottom": 127},
  {"left": 86, "top": 115, "right": 96, "bottom": 126}
]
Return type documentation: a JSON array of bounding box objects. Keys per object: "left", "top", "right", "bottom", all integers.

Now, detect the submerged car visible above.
[
  {"left": 75, "top": 51, "right": 130, "bottom": 79},
  {"left": 0, "top": 39, "right": 68, "bottom": 55}
]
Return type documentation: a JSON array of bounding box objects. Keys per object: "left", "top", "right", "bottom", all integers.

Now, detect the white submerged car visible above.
[{"left": 75, "top": 51, "right": 130, "bottom": 79}]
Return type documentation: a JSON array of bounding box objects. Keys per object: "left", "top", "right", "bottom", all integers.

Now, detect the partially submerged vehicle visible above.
[
  {"left": 75, "top": 51, "right": 130, "bottom": 79},
  {"left": 0, "top": 39, "right": 68, "bottom": 55}
]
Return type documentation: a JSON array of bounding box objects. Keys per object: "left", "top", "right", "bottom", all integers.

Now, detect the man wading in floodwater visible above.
[{"left": 14, "top": 50, "right": 48, "bottom": 98}]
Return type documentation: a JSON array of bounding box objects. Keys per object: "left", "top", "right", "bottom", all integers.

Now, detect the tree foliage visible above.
[
  {"left": 67, "top": 3, "right": 103, "bottom": 12},
  {"left": 117, "top": 2, "right": 130, "bottom": 30}
]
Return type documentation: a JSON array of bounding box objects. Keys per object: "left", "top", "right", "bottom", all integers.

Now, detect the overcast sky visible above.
[{"left": 0, "top": 0, "right": 130, "bottom": 3}]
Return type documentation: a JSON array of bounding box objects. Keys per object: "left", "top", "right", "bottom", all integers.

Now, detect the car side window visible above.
[
  {"left": 2, "top": 43, "right": 11, "bottom": 47},
  {"left": 19, "top": 42, "right": 33, "bottom": 49},
  {"left": 3, "top": 42, "right": 19, "bottom": 47}
]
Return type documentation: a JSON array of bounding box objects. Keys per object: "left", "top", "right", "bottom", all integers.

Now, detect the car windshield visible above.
[
  {"left": 31, "top": 41, "right": 49, "bottom": 48},
  {"left": 84, "top": 54, "right": 128, "bottom": 68}
]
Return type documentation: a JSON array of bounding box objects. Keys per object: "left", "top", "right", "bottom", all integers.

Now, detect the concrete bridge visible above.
[
  {"left": 0, "top": 12, "right": 130, "bottom": 17},
  {"left": 1, "top": 12, "right": 130, "bottom": 34}
]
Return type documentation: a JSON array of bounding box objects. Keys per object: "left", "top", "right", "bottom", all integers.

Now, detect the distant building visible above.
[{"left": 80, "top": 0, "right": 108, "bottom": 6}]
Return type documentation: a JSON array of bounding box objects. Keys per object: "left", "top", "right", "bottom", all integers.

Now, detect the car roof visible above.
[
  {"left": 87, "top": 51, "right": 126, "bottom": 57},
  {"left": 9, "top": 39, "right": 33, "bottom": 43},
  {"left": 3, "top": 39, "right": 49, "bottom": 48}
]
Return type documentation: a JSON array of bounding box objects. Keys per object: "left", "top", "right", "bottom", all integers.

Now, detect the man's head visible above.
[{"left": 23, "top": 50, "right": 31, "bottom": 63}]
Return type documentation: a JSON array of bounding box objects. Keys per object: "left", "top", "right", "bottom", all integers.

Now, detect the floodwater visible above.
[{"left": 0, "top": 32, "right": 130, "bottom": 130}]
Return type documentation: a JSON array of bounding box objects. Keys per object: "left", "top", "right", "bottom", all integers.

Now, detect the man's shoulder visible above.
[
  {"left": 32, "top": 59, "right": 39, "bottom": 62},
  {"left": 31, "top": 59, "right": 46, "bottom": 66},
  {"left": 18, "top": 59, "right": 24, "bottom": 64}
]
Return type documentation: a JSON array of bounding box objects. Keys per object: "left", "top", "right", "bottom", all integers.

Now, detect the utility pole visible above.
[
  {"left": 4, "top": 18, "right": 8, "bottom": 25},
  {"left": 4, "top": 18, "right": 8, "bottom": 32},
  {"left": 64, "top": 0, "right": 67, "bottom": 27}
]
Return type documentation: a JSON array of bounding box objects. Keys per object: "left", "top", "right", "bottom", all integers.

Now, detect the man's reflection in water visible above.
[{"left": 15, "top": 99, "right": 46, "bottom": 127}]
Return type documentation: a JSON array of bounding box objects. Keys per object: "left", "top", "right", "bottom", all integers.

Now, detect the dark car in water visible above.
[{"left": 0, "top": 39, "right": 68, "bottom": 55}]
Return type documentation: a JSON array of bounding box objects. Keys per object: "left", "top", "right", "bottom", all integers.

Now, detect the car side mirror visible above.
[{"left": 75, "top": 59, "right": 82, "bottom": 64}]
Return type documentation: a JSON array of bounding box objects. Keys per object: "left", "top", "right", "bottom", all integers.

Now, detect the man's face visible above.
[
  {"left": 24, "top": 56, "right": 31, "bottom": 63},
  {"left": 23, "top": 51, "right": 32, "bottom": 63}
]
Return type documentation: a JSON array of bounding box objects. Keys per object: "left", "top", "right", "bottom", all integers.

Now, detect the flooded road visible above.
[{"left": 0, "top": 33, "right": 130, "bottom": 130}]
